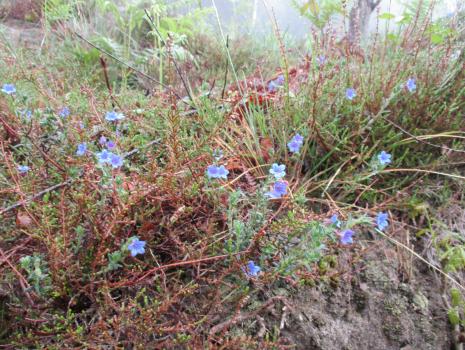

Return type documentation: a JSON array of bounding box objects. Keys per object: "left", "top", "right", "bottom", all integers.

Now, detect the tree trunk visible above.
[{"left": 348, "top": 0, "right": 381, "bottom": 44}]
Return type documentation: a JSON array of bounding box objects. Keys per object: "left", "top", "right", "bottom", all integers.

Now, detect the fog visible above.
[{"left": 191, "top": 0, "right": 462, "bottom": 39}]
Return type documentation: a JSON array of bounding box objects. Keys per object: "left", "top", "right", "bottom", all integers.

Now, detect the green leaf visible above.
[
  {"left": 448, "top": 307, "right": 460, "bottom": 326},
  {"left": 387, "top": 33, "right": 399, "bottom": 41},
  {"left": 431, "top": 33, "right": 444, "bottom": 44},
  {"left": 43, "top": 191, "right": 50, "bottom": 203},
  {"left": 379, "top": 12, "right": 396, "bottom": 20},
  {"left": 451, "top": 288, "right": 462, "bottom": 307},
  {"left": 307, "top": 0, "right": 319, "bottom": 16}
]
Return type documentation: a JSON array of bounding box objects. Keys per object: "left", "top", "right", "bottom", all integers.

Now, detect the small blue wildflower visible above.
[
  {"left": 267, "top": 75, "right": 285, "bottom": 92},
  {"left": 267, "top": 81, "right": 278, "bottom": 92},
  {"left": 269, "top": 163, "right": 286, "bottom": 179},
  {"left": 17, "top": 165, "right": 30, "bottom": 174},
  {"left": 287, "top": 134, "right": 304, "bottom": 153},
  {"left": 317, "top": 55, "right": 326, "bottom": 65},
  {"left": 243, "top": 261, "right": 261, "bottom": 277},
  {"left": 376, "top": 212, "right": 389, "bottom": 231},
  {"left": 96, "top": 149, "right": 112, "bottom": 164},
  {"left": 287, "top": 140, "right": 301, "bottom": 153},
  {"left": 76, "top": 143, "right": 87, "bottom": 156},
  {"left": 99, "top": 135, "right": 107, "bottom": 145},
  {"left": 340, "top": 229, "right": 354, "bottom": 245},
  {"left": 105, "top": 111, "right": 125, "bottom": 122},
  {"left": 58, "top": 107, "right": 70, "bottom": 118},
  {"left": 377, "top": 151, "right": 392, "bottom": 165},
  {"left": 110, "top": 153, "right": 124, "bottom": 169},
  {"left": 273, "top": 181, "right": 288, "bottom": 196},
  {"left": 406, "top": 78, "right": 416, "bottom": 93},
  {"left": 206, "top": 165, "right": 229, "bottom": 179},
  {"left": 275, "top": 74, "right": 285, "bottom": 85},
  {"left": 292, "top": 134, "right": 304, "bottom": 143},
  {"left": 293, "top": 134, "right": 304, "bottom": 143},
  {"left": 106, "top": 140, "right": 116, "bottom": 149},
  {"left": 128, "top": 237, "right": 146, "bottom": 257},
  {"left": 207, "top": 165, "right": 219, "bottom": 179},
  {"left": 330, "top": 214, "right": 342, "bottom": 228},
  {"left": 20, "top": 109, "right": 32, "bottom": 119},
  {"left": 345, "top": 88, "right": 357, "bottom": 100},
  {"left": 265, "top": 180, "right": 288, "bottom": 199},
  {"left": 1, "top": 84, "right": 16, "bottom": 95},
  {"left": 217, "top": 165, "right": 229, "bottom": 179}
]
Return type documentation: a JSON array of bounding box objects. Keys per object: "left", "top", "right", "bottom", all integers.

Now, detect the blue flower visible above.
[
  {"left": 317, "top": 55, "right": 326, "bottom": 65},
  {"left": 377, "top": 151, "right": 392, "bottom": 165},
  {"left": 58, "top": 107, "right": 70, "bottom": 118},
  {"left": 330, "top": 214, "right": 341, "bottom": 228},
  {"left": 1, "top": 84, "right": 16, "bottom": 95},
  {"left": 293, "top": 134, "right": 304, "bottom": 143},
  {"left": 345, "top": 88, "right": 357, "bottom": 100},
  {"left": 105, "top": 111, "right": 125, "bottom": 122},
  {"left": 17, "top": 165, "right": 30, "bottom": 174},
  {"left": 20, "top": 109, "right": 32, "bottom": 119},
  {"left": 128, "top": 237, "right": 146, "bottom": 257},
  {"left": 243, "top": 261, "right": 261, "bottom": 277},
  {"left": 376, "top": 212, "right": 389, "bottom": 231},
  {"left": 206, "top": 165, "right": 229, "bottom": 179},
  {"left": 287, "top": 134, "right": 304, "bottom": 153},
  {"left": 268, "top": 81, "right": 278, "bottom": 93},
  {"left": 269, "top": 163, "right": 286, "bottom": 179},
  {"left": 76, "top": 143, "right": 87, "bottom": 156},
  {"left": 340, "top": 229, "right": 354, "bottom": 245},
  {"left": 267, "top": 75, "right": 285, "bottom": 92},
  {"left": 287, "top": 140, "right": 301, "bottom": 153},
  {"left": 110, "top": 153, "right": 124, "bottom": 169},
  {"left": 96, "top": 149, "right": 112, "bottom": 164},
  {"left": 265, "top": 180, "right": 288, "bottom": 199},
  {"left": 106, "top": 140, "right": 116, "bottom": 149},
  {"left": 99, "top": 135, "right": 107, "bottom": 145},
  {"left": 207, "top": 165, "right": 219, "bottom": 179},
  {"left": 217, "top": 165, "right": 229, "bottom": 179},
  {"left": 406, "top": 78, "right": 416, "bottom": 92}
]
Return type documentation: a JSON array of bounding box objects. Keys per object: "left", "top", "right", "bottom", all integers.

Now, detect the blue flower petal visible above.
[
  {"left": 128, "top": 237, "right": 146, "bottom": 257},
  {"left": 1, "top": 84, "right": 16, "bottom": 95}
]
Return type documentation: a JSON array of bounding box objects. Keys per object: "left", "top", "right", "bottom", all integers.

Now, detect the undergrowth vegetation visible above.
[{"left": 0, "top": 0, "right": 464, "bottom": 348}]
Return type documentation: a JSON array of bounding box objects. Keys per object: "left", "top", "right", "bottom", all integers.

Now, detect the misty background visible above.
[{"left": 174, "top": 0, "right": 462, "bottom": 39}]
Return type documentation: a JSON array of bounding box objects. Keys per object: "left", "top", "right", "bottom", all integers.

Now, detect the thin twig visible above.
[
  {"left": 209, "top": 296, "right": 290, "bottom": 335},
  {"left": 221, "top": 35, "right": 230, "bottom": 100},
  {"left": 0, "top": 178, "right": 74, "bottom": 216},
  {"left": 73, "top": 31, "right": 188, "bottom": 104},
  {"left": 110, "top": 252, "right": 234, "bottom": 288},
  {"left": 99, "top": 57, "right": 121, "bottom": 110}
]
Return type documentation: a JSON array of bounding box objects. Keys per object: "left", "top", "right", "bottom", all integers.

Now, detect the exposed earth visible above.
[{"left": 282, "top": 245, "right": 451, "bottom": 349}]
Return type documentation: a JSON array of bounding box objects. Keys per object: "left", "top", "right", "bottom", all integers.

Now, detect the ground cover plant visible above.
[{"left": 0, "top": 0, "right": 465, "bottom": 349}]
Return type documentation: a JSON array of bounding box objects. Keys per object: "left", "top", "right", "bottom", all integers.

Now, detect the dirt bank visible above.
[{"left": 281, "top": 244, "right": 451, "bottom": 349}]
